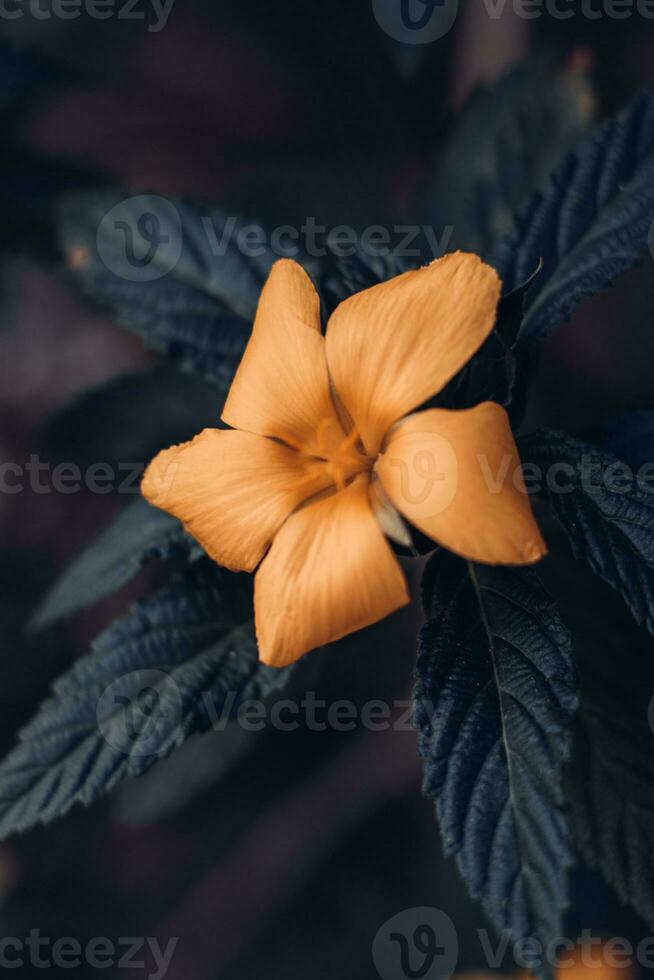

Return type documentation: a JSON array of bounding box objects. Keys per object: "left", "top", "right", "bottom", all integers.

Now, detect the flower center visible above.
[{"left": 306, "top": 418, "right": 372, "bottom": 491}]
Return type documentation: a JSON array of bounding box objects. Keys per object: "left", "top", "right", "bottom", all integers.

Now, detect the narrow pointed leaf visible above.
[
  {"left": 41, "top": 365, "right": 223, "bottom": 468},
  {"left": 31, "top": 497, "right": 197, "bottom": 631},
  {"left": 416, "top": 552, "right": 577, "bottom": 973}
]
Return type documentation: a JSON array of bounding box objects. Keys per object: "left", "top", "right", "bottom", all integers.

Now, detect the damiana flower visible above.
[{"left": 142, "top": 253, "right": 546, "bottom": 666}]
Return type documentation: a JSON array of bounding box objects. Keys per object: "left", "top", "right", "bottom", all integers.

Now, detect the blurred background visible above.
[{"left": 1, "top": 2, "right": 654, "bottom": 977}]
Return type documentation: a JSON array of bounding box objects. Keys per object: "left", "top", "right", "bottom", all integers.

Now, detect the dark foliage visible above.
[
  {"left": 416, "top": 552, "right": 577, "bottom": 975},
  {"left": 521, "top": 429, "right": 654, "bottom": 636},
  {"left": 493, "top": 88, "right": 654, "bottom": 354},
  {"left": 1, "top": 563, "right": 292, "bottom": 836}
]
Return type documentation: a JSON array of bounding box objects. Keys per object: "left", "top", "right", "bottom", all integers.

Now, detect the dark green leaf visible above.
[
  {"left": 521, "top": 429, "right": 654, "bottom": 636},
  {"left": 41, "top": 365, "right": 223, "bottom": 468},
  {"left": 330, "top": 249, "right": 416, "bottom": 300},
  {"left": 58, "top": 192, "right": 294, "bottom": 380},
  {"left": 494, "top": 88, "right": 654, "bottom": 354},
  {"left": 416, "top": 552, "right": 577, "bottom": 974},
  {"left": 538, "top": 536, "right": 654, "bottom": 930},
  {"left": 31, "top": 497, "right": 196, "bottom": 631},
  {"left": 1, "top": 563, "right": 290, "bottom": 836},
  {"left": 424, "top": 59, "right": 594, "bottom": 260}
]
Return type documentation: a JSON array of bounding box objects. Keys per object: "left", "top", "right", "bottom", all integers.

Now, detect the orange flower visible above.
[{"left": 142, "top": 253, "right": 546, "bottom": 666}]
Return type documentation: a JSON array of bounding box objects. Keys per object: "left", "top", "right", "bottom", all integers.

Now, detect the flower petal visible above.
[
  {"left": 254, "top": 475, "right": 409, "bottom": 666},
  {"left": 376, "top": 403, "right": 547, "bottom": 565},
  {"left": 222, "top": 258, "right": 347, "bottom": 456},
  {"left": 142, "top": 428, "right": 331, "bottom": 573},
  {"left": 325, "top": 252, "right": 501, "bottom": 455},
  {"left": 369, "top": 475, "right": 412, "bottom": 548}
]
